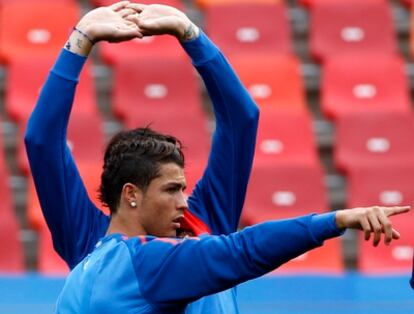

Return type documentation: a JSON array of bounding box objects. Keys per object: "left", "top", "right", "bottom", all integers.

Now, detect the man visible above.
[
  {"left": 24, "top": 2, "right": 411, "bottom": 313},
  {"left": 25, "top": 2, "right": 259, "bottom": 313}
]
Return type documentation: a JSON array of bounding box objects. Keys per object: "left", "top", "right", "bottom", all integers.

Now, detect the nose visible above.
[{"left": 177, "top": 191, "right": 188, "bottom": 211}]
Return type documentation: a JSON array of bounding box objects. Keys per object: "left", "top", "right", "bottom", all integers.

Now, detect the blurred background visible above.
[{"left": 0, "top": 0, "right": 413, "bottom": 313}]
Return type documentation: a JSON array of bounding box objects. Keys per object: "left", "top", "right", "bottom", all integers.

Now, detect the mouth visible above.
[{"left": 172, "top": 216, "right": 184, "bottom": 229}]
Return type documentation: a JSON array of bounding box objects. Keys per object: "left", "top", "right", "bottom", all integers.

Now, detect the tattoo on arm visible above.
[
  {"left": 182, "top": 23, "right": 197, "bottom": 41},
  {"left": 63, "top": 31, "right": 93, "bottom": 56},
  {"left": 76, "top": 38, "right": 83, "bottom": 49}
]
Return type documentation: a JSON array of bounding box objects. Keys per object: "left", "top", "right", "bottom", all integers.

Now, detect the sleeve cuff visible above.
[
  {"left": 181, "top": 31, "right": 220, "bottom": 66},
  {"left": 309, "top": 212, "right": 345, "bottom": 244},
  {"left": 51, "top": 49, "right": 88, "bottom": 82}
]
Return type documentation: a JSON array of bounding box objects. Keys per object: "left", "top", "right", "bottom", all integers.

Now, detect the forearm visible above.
[
  {"left": 135, "top": 213, "right": 343, "bottom": 303},
  {"left": 183, "top": 32, "right": 259, "bottom": 233}
]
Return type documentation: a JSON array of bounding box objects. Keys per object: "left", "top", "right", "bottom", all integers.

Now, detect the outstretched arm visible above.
[
  {"left": 24, "top": 1, "right": 141, "bottom": 268},
  {"left": 129, "top": 206, "right": 409, "bottom": 305},
  {"left": 127, "top": 4, "right": 259, "bottom": 234}
]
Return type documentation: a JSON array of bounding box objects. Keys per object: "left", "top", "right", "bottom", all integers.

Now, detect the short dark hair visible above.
[{"left": 98, "top": 127, "right": 185, "bottom": 214}]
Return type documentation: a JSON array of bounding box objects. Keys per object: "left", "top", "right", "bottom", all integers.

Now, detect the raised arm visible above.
[
  {"left": 129, "top": 206, "right": 409, "bottom": 306},
  {"left": 24, "top": 1, "right": 141, "bottom": 268},
  {"left": 127, "top": 4, "right": 259, "bottom": 234}
]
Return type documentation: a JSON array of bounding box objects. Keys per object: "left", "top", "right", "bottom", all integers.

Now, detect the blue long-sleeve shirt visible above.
[
  {"left": 55, "top": 214, "right": 343, "bottom": 313},
  {"left": 25, "top": 32, "right": 259, "bottom": 313}
]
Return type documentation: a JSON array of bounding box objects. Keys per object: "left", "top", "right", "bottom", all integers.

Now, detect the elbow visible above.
[
  {"left": 244, "top": 103, "right": 260, "bottom": 129},
  {"left": 24, "top": 120, "right": 47, "bottom": 153}
]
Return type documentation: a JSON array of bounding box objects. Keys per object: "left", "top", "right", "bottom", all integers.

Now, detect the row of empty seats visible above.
[
  {"left": 0, "top": 0, "right": 413, "bottom": 275},
  {"left": 0, "top": 1, "right": 411, "bottom": 63}
]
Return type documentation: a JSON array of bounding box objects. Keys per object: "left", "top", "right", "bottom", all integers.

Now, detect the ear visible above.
[{"left": 121, "top": 183, "right": 143, "bottom": 209}]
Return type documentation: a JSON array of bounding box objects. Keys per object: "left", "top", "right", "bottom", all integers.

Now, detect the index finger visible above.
[
  {"left": 126, "top": 3, "right": 147, "bottom": 13},
  {"left": 384, "top": 206, "right": 410, "bottom": 217}
]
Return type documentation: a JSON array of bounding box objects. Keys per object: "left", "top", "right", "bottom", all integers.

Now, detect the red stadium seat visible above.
[
  {"left": 27, "top": 161, "right": 104, "bottom": 231},
  {"left": 28, "top": 161, "right": 104, "bottom": 233},
  {"left": 309, "top": 1, "right": 397, "bottom": 62},
  {"left": 255, "top": 108, "right": 318, "bottom": 165},
  {"left": 0, "top": 0, "right": 75, "bottom": 3},
  {"left": 0, "top": 137, "right": 24, "bottom": 272},
  {"left": 6, "top": 57, "right": 98, "bottom": 124},
  {"left": 196, "top": 0, "right": 280, "bottom": 10},
  {"left": 401, "top": 0, "right": 412, "bottom": 7},
  {"left": 242, "top": 163, "right": 328, "bottom": 225},
  {"left": 205, "top": 3, "right": 292, "bottom": 57},
  {"left": 321, "top": 53, "right": 412, "bottom": 120},
  {"left": 37, "top": 226, "right": 69, "bottom": 275},
  {"left": 300, "top": 0, "right": 384, "bottom": 8},
  {"left": 410, "top": 4, "right": 414, "bottom": 59},
  {"left": 229, "top": 55, "right": 306, "bottom": 111},
  {"left": 99, "top": 35, "right": 186, "bottom": 65},
  {"left": 0, "top": 3, "right": 80, "bottom": 62},
  {"left": 273, "top": 238, "right": 344, "bottom": 274},
  {"left": 18, "top": 113, "right": 105, "bottom": 175},
  {"left": 112, "top": 56, "right": 202, "bottom": 121},
  {"left": 125, "top": 109, "right": 210, "bottom": 170},
  {"left": 95, "top": 0, "right": 186, "bottom": 64},
  {"left": 29, "top": 161, "right": 105, "bottom": 274},
  {"left": 334, "top": 112, "right": 414, "bottom": 173},
  {"left": 347, "top": 167, "right": 414, "bottom": 273},
  {"left": 90, "top": 0, "right": 183, "bottom": 8}
]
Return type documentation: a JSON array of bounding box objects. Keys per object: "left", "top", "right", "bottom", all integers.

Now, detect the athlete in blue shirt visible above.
[
  {"left": 25, "top": 2, "right": 258, "bottom": 312},
  {"left": 25, "top": 2, "right": 412, "bottom": 312}
]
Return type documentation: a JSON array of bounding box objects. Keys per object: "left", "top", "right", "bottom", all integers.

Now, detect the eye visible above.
[{"left": 166, "top": 186, "right": 180, "bottom": 193}]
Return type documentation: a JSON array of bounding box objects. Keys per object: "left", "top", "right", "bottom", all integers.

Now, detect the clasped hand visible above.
[{"left": 75, "top": 1, "right": 199, "bottom": 44}]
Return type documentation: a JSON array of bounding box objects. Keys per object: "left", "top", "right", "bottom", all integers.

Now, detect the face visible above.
[{"left": 137, "top": 162, "right": 188, "bottom": 237}]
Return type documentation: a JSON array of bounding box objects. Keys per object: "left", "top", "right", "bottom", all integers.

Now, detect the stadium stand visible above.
[
  {"left": 27, "top": 161, "right": 103, "bottom": 274},
  {"left": 125, "top": 110, "right": 210, "bottom": 173},
  {"left": 196, "top": 0, "right": 281, "bottom": 10},
  {"left": 229, "top": 55, "right": 307, "bottom": 110},
  {"left": 401, "top": 0, "right": 412, "bottom": 7},
  {"left": 18, "top": 113, "right": 104, "bottom": 175},
  {"left": 0, "top": 2, "right": 80, "bottom": 62},
  {"left": 0, "top": 132, "right": 23, "bottom": 272},
  {"left": 99, "top": 35, "right": 186, "bottom": 65},
  {"left": 347, "top": 166, "right": 414, "bottom": 273},
  {"left": 0, "top": 0, "right": 411, "bottom": 279},
  {"left": 300, "top": 0, "right": 385, "bottom": 8},
  {"left": 309, "top": 1, "right": 397, "bottom": 62},
  {"left": 97, "top": 0, "right": 185, "bottom": 65},
  {"left": 321, "top": 53, "right": 412, "bottom": 120},
  {"left": 242, "top": 162, "right": 328, "bottom": 224},
  {"left": 5, "top": 58, "right": 98, "bottom": 125},
  {"left": 36, "top": 225, "right": 69, "bottom": 275},
  {"left": 111, "top": 56, "right": 203, "bottom": 120},
  {"left": 204, "top": 3, "right": 292, "bottom": 57},
  {"left": 274, "top": 237, "right": 344, "bottom": 274},
  {"left": 334, "top": 112, "right": 414, "bottom": 173},
  {"left": 254, "top": 108, "right": 318, "bottom": 165}
]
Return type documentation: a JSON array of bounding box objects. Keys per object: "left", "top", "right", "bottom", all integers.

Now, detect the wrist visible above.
[
  {"left": 335, "top": 210, "right": 346, "bottom": 229},
  {"left": 178, "top": 20, "right": 199, "bottom": 42},
  {"left": 64, "top": 28, "right": 94, "bottom": 57}
]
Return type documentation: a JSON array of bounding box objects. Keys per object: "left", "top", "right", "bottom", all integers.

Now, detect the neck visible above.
[{"left": 106, "top": 213, "right": 146, "bottom": 237}]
